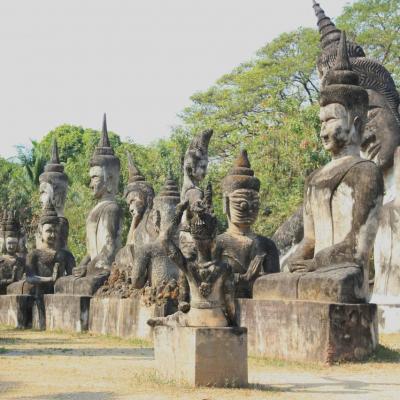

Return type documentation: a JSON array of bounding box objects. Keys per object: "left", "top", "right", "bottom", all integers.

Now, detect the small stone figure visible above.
[
  {"left": 38, "top": 138, "right": 69, "bottom": 250},
  {"left": 216, "top": 150, "right": 279, "bottom": 297},
  {"left": 10, "top": 204, "right": 75, "bottom": 328},
  {"left": 55, "top": 114, "right": 122, "bottom": 296},
  {"left": 124, "top": 152, "right": 155, "bottom": 246},
  {"left": 373, "top": 146, "right": 400, "bottom": 303},
  {"left": 254, "top": 33, "right": 383, "bottom": 303},
  {"left": 0, "top": 211, "right": 25, "bottom": 294},
  {"left": 148, "top": 185, "right": 236, "bottom": 328}
]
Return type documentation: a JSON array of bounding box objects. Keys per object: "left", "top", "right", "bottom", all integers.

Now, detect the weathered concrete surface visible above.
[
  {"left": 0, "top": 294, "right": 32, "bottom": 328},
  {"left": 36, "top": 294, "right": 91, "bottom": 332},
  {"left": 236, "top": 299, "right": 378, "bottom": 364},
  {"left": 377, "top": 304, "right": 400, "bottom": 333},
  {"left": 154, "top": 325, "right": 248, "bottom": 387},
  {"left": 89, "top": 297, "right": 158, "bottom": 339}
]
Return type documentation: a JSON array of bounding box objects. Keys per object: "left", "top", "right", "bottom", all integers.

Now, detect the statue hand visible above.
[
  {"left": 52, "top": 262, "right": 60, "bottom": 282},
  {"left": 72, "top": 265, "right": 86, "bottom": 278},
  {"left": 288, "top": 259, "right": 316, "bottom": 273},
  {"left": 178, "top": 301, "right": 190, "bottom": 313},
  {"left": 241, "top": 253, "right": 266, "bottom": 282}
]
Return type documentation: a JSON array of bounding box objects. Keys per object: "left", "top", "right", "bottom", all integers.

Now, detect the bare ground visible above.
[{"left": 0, "top": 326, "right": 399, "bottom": 400}]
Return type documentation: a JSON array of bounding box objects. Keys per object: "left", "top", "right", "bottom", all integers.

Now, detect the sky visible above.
[{"left": 0, "top": 0, "right": 353, "bottom": 159}]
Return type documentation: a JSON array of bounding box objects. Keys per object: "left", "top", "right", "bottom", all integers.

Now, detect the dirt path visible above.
[{"left": 0, "top": 327, "right": 399, "bottom": 400}]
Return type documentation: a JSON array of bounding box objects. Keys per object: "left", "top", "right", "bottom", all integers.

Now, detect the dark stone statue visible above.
[
  {"left": 216, "top": 150, "right": 279, "bottom": 298},
  {"left": 97, "top": 173, "right": 181, "bottom": 308},
  {"left": 148, "top": 185, "right": 236, "bottom": 328},
  {"left": 38, "top": 138, "right": 69, "bottom": 250},
  {"left": 254, "top": 33, "right": 383, "bottom": 303},
  {"left": 55, "top": 114, "right": 122, "bottom": 296},
  {"left": 0, "top": 211, "right": 25, "bottom": 294}
]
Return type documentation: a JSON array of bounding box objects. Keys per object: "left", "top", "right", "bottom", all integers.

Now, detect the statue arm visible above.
[
  {"left": 92, "top": 203, "right": 122, "bottom": 270},
  {"left": 224, "top": 269, "right": 236, "bottom": 326},
  {"left": 312, "top": 163, "right": 383, "bottom": 269},
  {"left": 287, "top": 185, "right": 316, "bottom": 270},
  {"left": 131, "top": 246, "right": 150, "bottom": 289}
]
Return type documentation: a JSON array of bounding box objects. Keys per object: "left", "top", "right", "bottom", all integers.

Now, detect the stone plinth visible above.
[
  {"left": 377, "top": 304, "right": 400, "bottom": 333},
  {"left": 89, "top": 297, "right": 172, "bottom": 340},
  {"left": 236, "top": 299, "right": 378, "bottom": 364},
  {"left": 154, "top": 326, "right": 248, "bottom": 387},
  {"left": 0, "top": 295, "right": 33, "bottom": 328},
  {"left": 35, "top": 294, "right": 91, "bottom": 332}
]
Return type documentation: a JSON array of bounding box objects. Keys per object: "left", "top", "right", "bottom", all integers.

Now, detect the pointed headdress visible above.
[
  {"left": 90, "top": 114, "right": 120, "bottom": 170},
  {"left": 222, "top": 149, "right": 260, "bottom": 194},
  {"left": 39, "top": 138, "right": 68, "bottom": 185}
]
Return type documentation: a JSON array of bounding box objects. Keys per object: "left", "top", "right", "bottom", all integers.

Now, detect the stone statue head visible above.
[
  {"left": 222, "top": 150, "right": 261, "bottom": 230},
  {"left": 89, "top": 114, "right": 120, "bottom": 200},
  {"left": 124, "top": 151, "right": 154, "bottom": 229},
  {"left": 314, "top": 1, "right": 400, "bottom": 173},
  {"left": 186, "top": 182, "right": 217, "bottom": 242},
  {"left": 0, "top": 210, "right": 21, "bottom": 255},
  {"left": 183, "top": 129, "right": 213, "bottom": 185},
  {"left": 153, "top": 171, "right": 180, "bottom": 234},
  {"left": 39, "top": 138, "right": 68, "bottom": 216},
  {"left": 38, "top": 203, "right": 60, "bottom": 250},
  {"left": 319, "top": 32, "right": 368, "bottom": 156}
]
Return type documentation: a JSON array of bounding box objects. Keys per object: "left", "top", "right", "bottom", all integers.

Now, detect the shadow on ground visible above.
[
  {"left": 1, "top": 347, "right": 154, "bottom": 358},
  {"left": 17, "top": 392, "right": 114, "bottom": 400}
]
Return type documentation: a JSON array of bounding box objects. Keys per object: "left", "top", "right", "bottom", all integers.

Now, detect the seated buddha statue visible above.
[
  {"left": 254, "top": 33, "right": 383, "bottom": 303},
  {"left": 55, "top": 114, "right": 122, "bottom": 296}
]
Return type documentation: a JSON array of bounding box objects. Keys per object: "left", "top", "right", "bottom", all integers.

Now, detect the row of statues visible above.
[{"left": 1, "top": 1, "right": 399, "bottom": 330}]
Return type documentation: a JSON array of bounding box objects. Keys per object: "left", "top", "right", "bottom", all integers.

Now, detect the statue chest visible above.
[
  {"left": 309, "top": 181, "right": 355, "bottom": 253},
  {"left": 217, "top": 233, "right": 254, "bottom": 274}
]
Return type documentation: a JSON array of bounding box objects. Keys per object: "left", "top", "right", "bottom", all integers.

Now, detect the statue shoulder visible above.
[{"left": 345, "top": 159, "right": 384, "bottom": 193}]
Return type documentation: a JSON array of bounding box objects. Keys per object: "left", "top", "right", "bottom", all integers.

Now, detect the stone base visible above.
[
  {"left": 0, "top": 295, "right": 33, "bottom": 328},
  {"left": 377, "top": 304, "right": 400, "bottom": 333},
  {"left": 34, "top": 294, "right": 91, "bottom": 332},
  {"left": 154, "top": 326, "right": 248, "bottom": 387},
  {"left": 89, "top": 297, "right": 173, "bottom": 340},
  {"left": 236, "top": 299, "right": 378, "bottom": 364}
]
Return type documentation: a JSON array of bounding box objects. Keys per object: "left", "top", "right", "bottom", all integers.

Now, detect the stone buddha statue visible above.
[
  {"left": 254, "top": 32, "right": 383, "bottom": 304},
  {"left": 148, "top": 187, "right": 236, "bottom": 328},
  {"left": 0, "top": 211, "right": 25, "bottom": 294},
  {"left": 97, "top": 173, "right": 180, "bottom": 304},
  {"left": 38, "top": 138, "right": 69, "bottom": 250},
  {"left": 55, "top": 114, "right": 122, "bottom": 296},
  {"left": 124, "top": 151, "right": 155, "bottom": 247},
  {"left": 274, "top": 2, "right": 400, "bottom": 263},
  {"left": 216, "top": 150, "right": 279, "bottom": 298}
]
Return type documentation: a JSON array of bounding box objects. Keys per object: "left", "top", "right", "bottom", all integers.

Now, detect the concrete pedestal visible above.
[
  {"left": 36, "top": 294, "right": 91, "bottom": 332},
  {"left": 154, "top": 326, "right": 248, "bottom": 387},
  {"left": 377, "top": 304, "right": 400, "bottom": 333},
  {"left": 236, "top": 299, "right": 378, "bottom": 364},
  {"left": 0, "top": 295, "right": 33, "bottom": 328}
]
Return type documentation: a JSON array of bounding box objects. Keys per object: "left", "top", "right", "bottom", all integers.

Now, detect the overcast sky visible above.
[{"left": 0, "top": 0, "right": 353, "bottom": 159}]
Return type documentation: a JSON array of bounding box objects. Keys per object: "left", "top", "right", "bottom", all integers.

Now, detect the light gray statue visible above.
[{"left": 55, "top": 114, "right": 122, "bottom": 296}]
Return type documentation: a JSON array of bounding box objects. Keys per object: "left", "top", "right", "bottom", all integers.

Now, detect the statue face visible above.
[
  {"left": 126, "top": 190, "right": 146, "bottom": 219},
  {"left": 319, "top": 103, "right": 360, "bottom": 155},
  {"left": 179, "top": 231, "right": 197, "bottom": 261},
  {"left": 89, "top": 166, "right": 107, "bottom": 199},
  {"left": 39, "top": 182, "right": 53, "bottom": 209},
  {"left": 361, "top": 90, "right": 400, "bottom": 174},
  {"left": 5, "top": 236, "right": 18, "bottom": 255},
  {"left": 41, "top": 223, "right": 58, "bottom": 249},
  {"left": 227, "top": 189, "right": 260, "bottom": 227},
  {"left": 187, "top": 153, "right": 208, "bottom": 183}
]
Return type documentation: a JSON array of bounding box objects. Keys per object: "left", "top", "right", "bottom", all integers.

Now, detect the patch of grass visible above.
[
  {"left": 366, "top": 344, "right": 400, "bottom": 363},
  {"left": 98, "top": 333, "right": 153, "bottom": 348},
  {"left": 0, "top": 347, "right": 8, "bottom": 354},
  {"left": 249, "top": 355, "right": 324, "bottom": 371}
]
